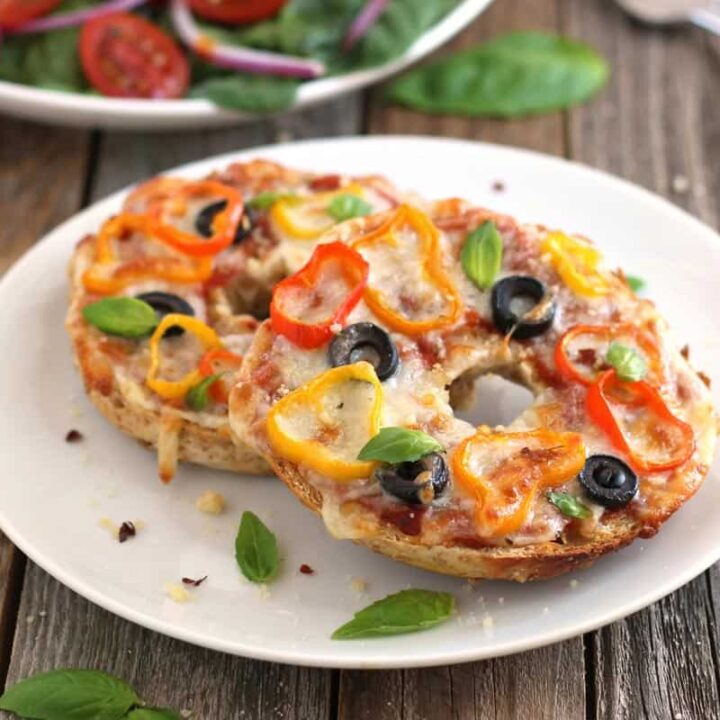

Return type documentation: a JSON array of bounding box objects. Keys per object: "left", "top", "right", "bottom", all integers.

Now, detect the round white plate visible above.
[
  {"left": 1, "top": 137, "right": 718, "bottom": 669},
  {"left": 0, "top": 0, "right": 493, "bottom": 130}
]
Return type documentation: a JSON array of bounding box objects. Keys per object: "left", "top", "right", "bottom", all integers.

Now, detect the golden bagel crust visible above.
[{"left": 229, "top": 204, "right": 716, "bottom": 581}]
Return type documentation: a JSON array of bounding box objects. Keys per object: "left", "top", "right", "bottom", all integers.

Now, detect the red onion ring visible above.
[{"left": 343, "top": 0, "right": 390, "bottom": 50}]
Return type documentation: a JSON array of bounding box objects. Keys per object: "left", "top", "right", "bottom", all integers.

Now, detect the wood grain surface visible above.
[{"left": 1, "top": 0, "right": 719, "bottom": 718}]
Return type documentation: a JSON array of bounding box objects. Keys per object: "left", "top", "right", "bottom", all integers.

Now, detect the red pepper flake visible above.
[
  {"left": 698, "top": 371, "right": 712, "bottom": 388},
  {"left": 182, "top": 576, "right": 208, "bottom": 587},
  {"left": 309, "top": 174, "right": 342, "bottom": 191},
  {"left": 299, "top": 564, "right": 315, "bottom": 575},
  {"left": 118, "top": 521, "right": 136, "bottom": 544},
  {"left": 492, "top": 180, "right": 506, "bottom": 193},
  {"left": 577, "top": 348, "right": 598, "bottom": 366},
  {"left": 65, "top": 429, "right": 84, "bottom": 443}
]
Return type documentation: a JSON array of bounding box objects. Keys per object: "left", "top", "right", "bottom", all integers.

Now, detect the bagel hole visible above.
[{"left": 451, "top": 373, "right": 534, "bottom": 429}]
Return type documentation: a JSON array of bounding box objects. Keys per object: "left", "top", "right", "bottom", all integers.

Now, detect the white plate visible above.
[
  {"left": 0, "top": 0, "right": 493, "bottom": 130},
  {"left": 1, "top": 137, "right": 719, "bottom": 669}
]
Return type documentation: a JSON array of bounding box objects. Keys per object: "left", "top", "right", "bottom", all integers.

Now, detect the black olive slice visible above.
[
  {"left": 490, "top": 275, "right": 556, "bottom": 340},
  {"left": 135, "top": 291, "right": 194, "bottom": 338},
  {"left": 328, "top": 322, "right": 399, "bottom": 381},
  {"left": 375, "top": 453, "right": 449, "bottom": 505},
  {"left": 578, "top": 454, "right": 638, "bottom": 508},
  {"left": 195, "top": 200, "right": 253, "bottom": 245}
]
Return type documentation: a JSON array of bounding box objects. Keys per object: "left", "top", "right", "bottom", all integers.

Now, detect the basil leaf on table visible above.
[
  {"left": 82, "top": 297, "right": 158, "bottom": 339},
  {"left": 0, "top": 669, "right": 140, "bottom": 720},
  {"left": 606, "top": 342, "right": 648, "bottom": 382},
  {"left": 547, "top": 491, "right": 592, "bottom": 520},
  {"left": 386, "top": 32, "right": 609, "bottom": 118},
  {"left": 327, "top": 194, "right": 373, "bottom": 222},
  {"left": 461, "top": 221, "right": 503, "bottom": 291},
  {"left": 189, "top": 75, "right": 300, "bottom": 113},
  {"left": 126, "top": 709, "right": 183, "bottom": 720},
  {"left": 235, "top": 511, "right": 280, "bottom": 583},
  {"left": 185, "top": 373, "right": 225, "bottom": 412},
  {"left": 357, "top": 427, "right": 443, "bottom": 463},
  {"left": 332, "top": 589, "right": 455, "bottom": 640}
]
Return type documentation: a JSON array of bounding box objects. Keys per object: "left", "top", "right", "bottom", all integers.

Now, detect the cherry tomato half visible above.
[
  {"left": 79, "top": 13, "right": 189, "bottom": 99},
  {"left": 0, "top": 0, "right": 61, "bottom": 28},
  {"left": 189, "top": 0, "right": 288, "bottom": 24}
]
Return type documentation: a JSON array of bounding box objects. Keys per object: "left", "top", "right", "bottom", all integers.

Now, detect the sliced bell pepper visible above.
[
  {"left": 586, "top": 370, "right": 695, "bottom": 473},
  {"left": 352, "top": 205, "right": 463, "bottom": 335},
  {"left": 270, "top": 241, "right": 369, "bottom": 349},
  {"left": 82, "top": 214, "right": 213, "bottom": 295},
  {"left": 451, "top": 428, "right": 586, "bottom": 537},
  {"left": 150, "top": 180, "right": 244, "bottom": 257},
  {"left": 266, "top": 362, "right": 384, "bottom": 481},
  {"left": 555, "top": 324, "right": 663, "bottom": 387},
  {"left": 270, "top": 182, "right": 366, "bottom": 240},
  {"left": 541, "top": 232, "right": 611, "bottom": 297},
  {"left": 198, "top": 348, "right": 243, "bottom": 404},
  {"left": 146, "top": 314, "right": 223, "bottom": 400}
]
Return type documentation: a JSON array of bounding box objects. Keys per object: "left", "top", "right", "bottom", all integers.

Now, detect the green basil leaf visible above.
[
  {"left": 547, "top": 491, "right": 592, "bottom": 520},
  {"left": 235, "top": 511, "right": 279, "bottom": 584},
  {"left": 387, "top": 32, "right": 609, "bottom": 118},
  {"left": 248, "top": 191, "right": 282, "bottom": 210},
  {"left": 189, "top": 75, "right": 299, "bottom": 113},
  {"left": 606, "top": 342, "right": 648, "bottom": 382},
  {"left": 332, "top": 589, "right": 455, "bottom": 640},
  {"left": 0, "top": 669, "right": 140, "bottom": 720},
  {"left": 357, "top": 427, "right": 443, "bottom": 463},
  {"left": 327, "top": 194, "right": 373, "bottom": 222},
  {"left": 460, "top": 221, "right": 503, "bottom": 291},
  {"left": 82, "top": 297, "right": 158, "bottom": 339},
  {"left": 126, "top": 709, "right": 182, "bottom": 720},
  {"left": 185, "top": 373, "right": 225, "bottom": 412},
  {"left": 626, "top": 275, "right": 645, "bottom": 293}
]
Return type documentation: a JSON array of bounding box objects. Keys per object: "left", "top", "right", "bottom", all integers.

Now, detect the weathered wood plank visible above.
[
  {"left": 565, "top": 1, "right": 720, "bottom": 718},
  {"left": 345, "top": 2, "right": 586, "bottom": 718},
  {"left": 367, "top": 0, "right": 565, "bottom": 154}
]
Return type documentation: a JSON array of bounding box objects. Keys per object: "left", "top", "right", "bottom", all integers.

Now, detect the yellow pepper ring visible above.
[
  {"left": 266, "top": 362, "right": 384, "bottom": 482},
  {"left": 146, "top": 314, "right": 223, "bottom": 400},
  {"left": 270, "top": 183, "right": 367, "bottom": 240},
  {"left": 541, "top": 232, "right": 611, "bottom": 298}
]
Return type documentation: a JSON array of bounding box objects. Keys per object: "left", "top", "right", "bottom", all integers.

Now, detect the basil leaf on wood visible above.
[
  {"left": 235, "top": 511, "right": 280, "bottom": 583},
  {"left": 332, "top": 589, "right": 455, "bottom": 640},
  {"left": 185, "top": 373, "right": 225, "bottom": 412},
  {"left": 126, "top": 709, "right": 183, "bottom": 720},
  {"left": 82, "top": 297, "right": 158, "bottom": 339},
  {"left": 461, "top": 221, "right": 503, "bottom": 290},
  {"left": 0, "top": 669, "right": 140, "bottom": 720},
  {"left": 357, "top": 427, "right": 443, "bottom": 463},
  {"left": 606, "top": 342, "right": 648, "bottom": 382},
  {"left": 547, "top": 491, "right": 592, "bottom": 519},
  {"left": 387, "top": 32, "right": 609, "bottom": 118}
]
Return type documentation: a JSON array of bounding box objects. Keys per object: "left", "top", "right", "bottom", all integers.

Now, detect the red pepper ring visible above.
[
  {"left": 586, "top": 370, "right": 695, "bottom": 473},
  {"left": 150, "top": 180, "right": 244, "bottom": 257},
  {"left": 270, "top": 241, "right": 369, "bottom": 350},
  {"left": 555, "top": 323, "right": 663, "bottom": 387},
  {"left": 198, "top": 348, "right": 243, "bottom": 404}
]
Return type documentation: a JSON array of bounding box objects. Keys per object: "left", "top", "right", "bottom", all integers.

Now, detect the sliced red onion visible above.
[
  {"left": 170, "top": 0, "right": 324, "bottom": 79},
  {"left": 4, "top": 0, "right": 148, "bottom": 35},
  {"left": 343, "top": 0, "right": 390, "bottom": 50}
]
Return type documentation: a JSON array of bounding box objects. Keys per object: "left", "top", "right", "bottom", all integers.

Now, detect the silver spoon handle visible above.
[{"left": 690, "top": 7, "right": 720, "bottom": 35}]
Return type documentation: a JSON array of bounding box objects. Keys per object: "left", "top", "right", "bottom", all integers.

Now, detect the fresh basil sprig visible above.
[
  {"left": 0, "top": 669, "right": 142, "bottom": 720},
  {"left": 185, "top": 372, "right": 225, "bottom": 412},
  {"left": 626, "top": 275, "right": 645, "bottom": 293},
  {"left": 461, "top": 221, "right": 503, "bottom": 291},
  {"left": 358, "top": 427, "right": 443, "bottom": 464},
  {"left": 82, "top": 297, "right": 158, "bottom": 339},
  {"left": 387, "top": 32, "right": 608, "bottom": 118},
  {"left": 235, "top": 511, "right": 280, "bottom": 584},
  {"left": 547, "top": 491, "right": 592, "bottom": 520},
  {"left": 332, "top": 589, "right": 455, "bottom": 640},
  {"left": 606, "top": 342, "right": 647, "bottom": 382},
  {"left": 327, "top": 194, "right": 373, "bottom": 222}
]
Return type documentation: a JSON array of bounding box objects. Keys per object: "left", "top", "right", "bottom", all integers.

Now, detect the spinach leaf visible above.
[
  {"left": 189, "top": 75, "right": 300, "bottom": 113},
  {"left": 126, "top": 709, "right": 182, "bottom": 720},
  {"left": 387, "top": 31, "right": 609, "bottom": 118}
]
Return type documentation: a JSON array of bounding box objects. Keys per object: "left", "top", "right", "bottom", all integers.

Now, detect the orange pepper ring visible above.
[{"left": 198, "top": 348, "right": 243, "bottom": 404}]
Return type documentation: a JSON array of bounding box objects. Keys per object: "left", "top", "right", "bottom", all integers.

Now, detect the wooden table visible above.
[{"left": 1, "top": 1, "right": 719, "bottom": 717}]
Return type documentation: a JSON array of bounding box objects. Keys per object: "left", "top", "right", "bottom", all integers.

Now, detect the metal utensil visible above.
[{"left": 615, "top": 0, "right": 720, "bottom": 34}]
